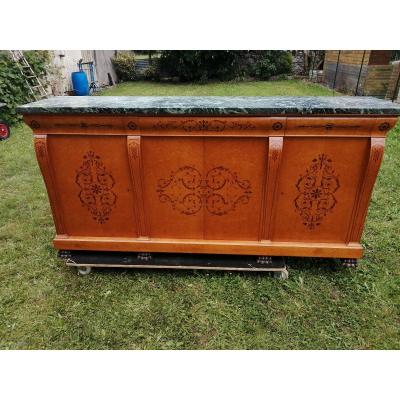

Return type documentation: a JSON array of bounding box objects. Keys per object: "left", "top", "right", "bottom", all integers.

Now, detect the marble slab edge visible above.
[{"left": 16, "top": 106, "right": 400, "bottom": 116}]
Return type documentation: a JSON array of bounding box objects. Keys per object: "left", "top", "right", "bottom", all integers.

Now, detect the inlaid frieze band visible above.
[{"left": 152, "top": 119, "right": 257, "bottom": 132}]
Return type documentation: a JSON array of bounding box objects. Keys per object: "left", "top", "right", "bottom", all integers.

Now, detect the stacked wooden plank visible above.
[{"left": 324, "top": 50, "right": 393, "bottom": 98}]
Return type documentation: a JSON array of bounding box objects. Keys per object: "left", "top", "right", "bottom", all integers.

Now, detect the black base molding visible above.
[{"left": 58, "top": 250, "right": 287, "bottom": 273}]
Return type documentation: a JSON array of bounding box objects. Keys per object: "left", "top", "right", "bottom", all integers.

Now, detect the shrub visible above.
[
  {"left": 143, "top": 61, "right": 160, "bottom": 81},
  {"left": 157, "top": 50, "right": 293, "bottom": 82},
  {"left": 111, "top": 52, "right": 136, "bottom": 82},
  {"left": 158, "top": 51, "right": 241, "bottom": 82},
  {"left": 25, "top": 50, "right": 51, "bottom": 80},
  {"left": 0, "top": 50, "right": 51, "bottom": 125},
  {"left": 253, "top": 51, "right": 293, "bottom": 80}
]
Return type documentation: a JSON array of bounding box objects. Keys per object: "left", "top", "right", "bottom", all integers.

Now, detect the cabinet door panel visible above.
[
  {"left": 142, "top": 137, "right": 204, "bottom": 239},
  {"left": 272, "top": 137, "right": 370, "bottom": 242},
  {"left": 142, "top": 137, "right": 266, "bottom": 241},
  {"left": 203, "top": 138, "right": 266, "bottom": 241},
  {"left": 48, "top": 135, "right": 138, "bottom": 237}
]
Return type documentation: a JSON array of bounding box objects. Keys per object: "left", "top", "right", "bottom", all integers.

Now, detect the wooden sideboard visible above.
[{"left": 18, "top": 96, "right": 400, "bottom": 269}]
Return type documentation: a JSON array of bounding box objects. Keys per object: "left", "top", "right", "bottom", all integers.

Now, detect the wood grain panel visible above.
[
  {"left": 202, "top": 138, "right": 266, "bottom": 240},
  {"left": 272, "top": 137, "right": 370, "bottom": 243},
  {"left": 141, "top": 137, "right": 204, "bottom": 239},
  {"left": 47, "top": 135, "right": 138, "bottom": 237}
]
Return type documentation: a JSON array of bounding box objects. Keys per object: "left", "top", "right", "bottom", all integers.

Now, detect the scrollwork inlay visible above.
[
  {"left": 75, "top": 151, "right": 117, "bottom": 224},
  {"left": 151, "top": 119, "right": 260, "bottom": 132},
  {"left": 294, "top": 154, "right": 340, "bottom": 229},
  {"left": 157, "top": 166, "right": 252, "bottom": 216}
]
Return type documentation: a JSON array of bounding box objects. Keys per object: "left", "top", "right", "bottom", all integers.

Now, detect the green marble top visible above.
[{"left": 17, "top": 96, "right": 400, "bottom": 116}]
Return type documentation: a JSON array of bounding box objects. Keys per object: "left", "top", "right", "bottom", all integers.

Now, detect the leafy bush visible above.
[
  {"left": 111, "top": 52, "right": 136, "bottom": 82},
  {"left": 254, "top": 51, "right": 293, "bottom": 80},
  {"left": 0, "top": 50, "right": 50, "bottom": 125},
  {"left": 157, "top": 50, "right": 293, "bottom": 82},
  {"left": 143, "top": 61, "right": 160, "bottom": 81},
  {"left": 25, "top": 50, "right": 51, "bottom": 80},
  {"left": 158, "top": 51, "right": 241, "bottom": 82}
]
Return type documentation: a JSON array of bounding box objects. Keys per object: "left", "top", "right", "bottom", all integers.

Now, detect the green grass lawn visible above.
[
  {"left": 1, "top": 80, "right": 399, "bottom": 349},
  {"left": 101, "top": 79, "right": 336, "bottom": 96}
]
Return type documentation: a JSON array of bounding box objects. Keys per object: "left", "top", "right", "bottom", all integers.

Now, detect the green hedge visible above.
[
  {"left": 253, "top": 51, "right": 293, "bottom": 80},
  {"left": 157, "top": 50, "right": 293, "bottom": 82},
  {"left": 0, "top": 50, "right": 50, "bottom": 125},
  {"left": 158, "top": 51, "right": 240, "bottom": 82}
]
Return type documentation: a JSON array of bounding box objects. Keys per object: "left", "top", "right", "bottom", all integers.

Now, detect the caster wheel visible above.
[
  {"left": 77, "top": 266, "right": 92, "bottom": 276},
  {"left": 137, "top": 252, "right": 152, "bottom": 261},
  {"left": 257, "top": 256, "right": 272, "bottom": 265},
  {"left": 342, "top": 258, "right": 358, "bottom": 268},
  {"left": 273, "top": 270, "right": 289, "bottom": 280}
]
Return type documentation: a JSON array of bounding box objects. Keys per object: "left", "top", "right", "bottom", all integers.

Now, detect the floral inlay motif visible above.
[
  {"left": 294, "top": 154, "right": 340, "bottom": 229},
  {"left": 75, "top": 151, "right": 117, "bottom": 224}
]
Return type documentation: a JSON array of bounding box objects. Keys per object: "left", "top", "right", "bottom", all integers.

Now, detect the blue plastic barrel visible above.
[{"left": 71, "top": 71, "right": 89, "bottom": 96}]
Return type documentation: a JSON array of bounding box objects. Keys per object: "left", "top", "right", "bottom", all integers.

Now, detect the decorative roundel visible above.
[
  {"left": 30, "top": 120, "right": 40, "bottom": 129},
  {"left": 272, "top": 122, "right": 283, "bottom": 131},
  {"left": 378, "top": 122, "right": 390, "bottom": 131},
  {"left": 127, "top": 121, "right": 137, "bottom": 130}
]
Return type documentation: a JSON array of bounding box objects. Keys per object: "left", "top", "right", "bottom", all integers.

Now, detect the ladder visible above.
[{"left": 9, "top": 50, "right": 48, "bottom": 101}]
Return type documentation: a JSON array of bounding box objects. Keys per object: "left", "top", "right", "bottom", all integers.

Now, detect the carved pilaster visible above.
[
  {"left": 34, "top": 135, "right": 66, "bottom": 234},
  {"left": 127, "top": 136, "right": 149, "bottom": 238},
  {"left": 259, "top": 136, "right": 284, "bottom": 240},
  {"left": 348, "top": 137, "right": 386, "bottom": 242}
]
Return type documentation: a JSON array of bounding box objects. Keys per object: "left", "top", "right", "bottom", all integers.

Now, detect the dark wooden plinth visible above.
[{"left": 59, "top": 250, "right": 288, "bottom": 274}]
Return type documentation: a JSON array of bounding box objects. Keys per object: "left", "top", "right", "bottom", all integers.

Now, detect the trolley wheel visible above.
[
  {"left": 77, "top": 266, "right": 92, "bottom": 276},
  {"left": 273, "top": 269, "right": 289, "bottom": 280},
  {"left": 137, "top": 252, "right": 152, "bottom": 261},
  {"left": 257, "top": 256, "right": 272, "bottom": 265},
  {"left": 341, "top": 258, "right": 358, "bottom": 268}
]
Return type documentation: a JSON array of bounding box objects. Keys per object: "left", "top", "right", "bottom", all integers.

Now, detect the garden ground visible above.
[{"left": 1, "top": 80, "right": 399, "bottom": 349}]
